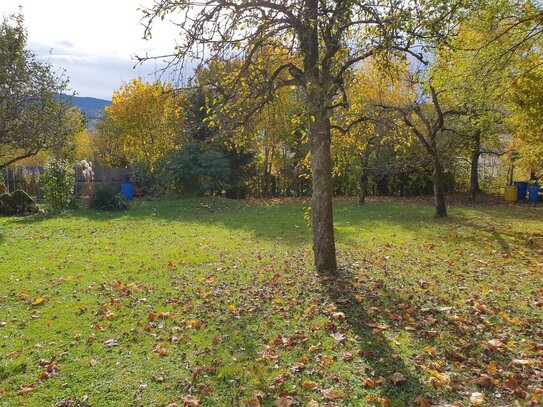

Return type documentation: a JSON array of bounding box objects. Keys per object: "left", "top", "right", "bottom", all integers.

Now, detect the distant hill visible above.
[
  {"left": 71, "top": 96, "right": 111, "bottom": 119},
  {"left": 57, "top": 94, "right": 111, "bottom": 128}
]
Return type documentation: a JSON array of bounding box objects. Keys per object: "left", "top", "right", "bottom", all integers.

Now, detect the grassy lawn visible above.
[{"left": 0, "top": 198, "right": 542, "bottom": 406}]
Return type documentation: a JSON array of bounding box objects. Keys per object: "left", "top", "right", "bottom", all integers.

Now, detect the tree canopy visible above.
[{"left": 0, "top": 12, "right": 83, "bottom": 169}]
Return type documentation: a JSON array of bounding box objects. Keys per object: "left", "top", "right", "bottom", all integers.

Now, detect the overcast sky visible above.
[{"left": 1, "top": 0, "right": 184, "bottom": 100}]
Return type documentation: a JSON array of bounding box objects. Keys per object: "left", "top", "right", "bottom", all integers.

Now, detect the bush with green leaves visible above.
[
  {"left": 91, "top": 184, "right": 128, "bottom": 211},
  {"left": 41, "top": 159, "right": 76, "bottom": 210},
  {"left": 131, "top": 161, "right": 164, "bottom": 196},
  {"left": 159, "top": 144, "right": 230, "bottom": 195}
]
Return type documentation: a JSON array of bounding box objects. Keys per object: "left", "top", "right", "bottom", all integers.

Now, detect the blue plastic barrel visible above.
[
  {"left": 514, "top": 181, "right": 528, "bottom": 201},
  {"left": 528, "top": 185, "right": 540, "bottom": 203},
  {"left": 120, "top": 183, "right": 134, "bottom": 200}
]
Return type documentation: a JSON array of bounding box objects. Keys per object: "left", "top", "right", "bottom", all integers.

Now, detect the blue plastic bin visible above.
[
  {"left": 120, "top": 183, "right": 134, "bottom": 200},
  {"left": 514, "top": 181, "right": 528, "bottom": 201},
  {"left": 528, "top": 185, "right": 540, "bottom": 203}
]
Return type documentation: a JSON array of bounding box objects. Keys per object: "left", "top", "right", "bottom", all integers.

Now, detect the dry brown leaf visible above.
[
  {"left": 18, "top": 384, "right": 36, "bottom": 394},
  {"left": 274, "top": 396, "right": 296, "bottom": 407},
  {"left": 415, "top": 396, "right": 432, "bottom": 407},
  {"left": 182, "top": 395, "right": 200, "bottom": 407},
  {"left": 302, "top": 380, "right": 318, "bottom": 390},
  {"left": 322, "top": 387, "right": 343, "bottom": 400},
  {"left": 390, "top": 372, "right": 407, "bottom": 385}
]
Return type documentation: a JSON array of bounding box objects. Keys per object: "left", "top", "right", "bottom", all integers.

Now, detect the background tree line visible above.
[{"left": 80, "top": 0, "right": 543, "bottom": 210}]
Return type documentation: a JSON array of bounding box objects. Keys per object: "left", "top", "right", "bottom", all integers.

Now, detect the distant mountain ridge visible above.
[
  {"left": 70, "top": 96, "right": 111, "bottom": 119},
  {"left": 57, "top": 94, "right": 111, "bottom": 128}
]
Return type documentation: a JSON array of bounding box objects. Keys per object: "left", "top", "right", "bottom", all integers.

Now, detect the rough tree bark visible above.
[
  {"left": 302, "top": 0, "right": 337, "bottom": 273},
  {"left": 308, "top": 102, "right": 337, "bottom": 272}
]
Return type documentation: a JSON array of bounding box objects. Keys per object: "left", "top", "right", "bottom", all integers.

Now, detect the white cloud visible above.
[{"left": 1, "top": 0, "right": 183, "bottom": 99}]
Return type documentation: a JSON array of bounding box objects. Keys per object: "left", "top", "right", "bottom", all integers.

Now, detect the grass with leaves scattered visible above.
[{"left": 0, "top": 197, "right": 541, "bottom": 406}]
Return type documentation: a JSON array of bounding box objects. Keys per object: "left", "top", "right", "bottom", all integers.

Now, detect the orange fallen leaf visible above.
[
  {"left": 362, "top": 377, "right": 375, "bottom": 387},
  {"left": 416, "top": 396, "right": 432, "bottom": 407}
]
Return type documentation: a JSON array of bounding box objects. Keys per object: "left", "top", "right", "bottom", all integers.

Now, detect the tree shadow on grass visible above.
[
  {"left": 10, "top": 198, "right": 312, "bottom": 245},
  {"left": 320, "top": 268, "right": 435, "bottom": 406},
  {"left": 10, "top": 197, "right": 541, "bottom": 254}
]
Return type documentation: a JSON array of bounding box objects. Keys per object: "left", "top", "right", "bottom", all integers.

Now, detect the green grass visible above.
[{"left": 0, "top": 197, "right": 542, "bottom": 406}]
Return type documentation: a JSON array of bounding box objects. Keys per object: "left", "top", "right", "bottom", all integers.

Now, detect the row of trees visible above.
[{"left": 85, "top": 2, "right": 542, "bottom": 205}]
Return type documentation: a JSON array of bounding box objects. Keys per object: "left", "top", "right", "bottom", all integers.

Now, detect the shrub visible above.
[
  {"left": 91, "top": 184, "right": 128, "bottom": 211},
  {"left": 41, "top": 159, "right": 76, "bottom": 211},
  {"left": 131, "top": 161, "right": 163, "bottom": 196},
  {"left": 0, "top": 190, "right": 39, "bottom": 216},
  {"left": 159, "top": 144, "right": 230, "bottom": 195}
]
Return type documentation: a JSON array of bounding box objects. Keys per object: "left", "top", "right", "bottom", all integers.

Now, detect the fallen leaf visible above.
[
  {"left": 362, "top": 377, "right": 375, "bottom": 387},
  {"left": 484, "top": 339, "right": 505, "bottom": 352},
  {"left": 322, "top": 387, "right": 343, "bottom": 400},
  {"left": 104, "top": 338, "right": 118, "bottom": 347},
  {"left": 31, "top": 298, "right": 45, "bottom": 306},
  {"left": 469, "top": 392, "right": 485, "bottom": 406},
  {"left": 153, "top": 345, "right": 170, "bottom": 356},
  {"left": 302, "top": 380, "right": 318, "bottom": 390},
  {"left": 182, "top": 395, "right": 200, "bottom": 406},
  {"left": 274, "top": 396, "right": 296, "bottom": 407},
  {"left": 18, "top": 384, "right": 36, "bottom": 394},
  {"left": 390, "top": 372, "right": 407, "bottom": 385},
  {"left": 471, "top": 376, "right": 493, "bottom": 389},
  {"left": 415, "top": 396, "right": 432, "bottom": 407}
]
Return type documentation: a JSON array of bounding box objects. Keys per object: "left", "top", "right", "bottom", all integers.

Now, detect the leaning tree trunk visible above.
[
  {"left": 308, "top": 95, "right": 337, "bottom": 273},
  {"left": 432, "top": 159, "right": 448, "bottom": 218},
  {"left": 469, "top": 131, "right": 481, "bottom": 201}
]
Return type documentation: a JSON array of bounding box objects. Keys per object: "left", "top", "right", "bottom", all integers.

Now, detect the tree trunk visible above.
[
  {"left": 358, "top": 148, "right": 370, "bottom": 205},
  {"left": 302, "top": 0, "right": 337, "bottom": 274},
  {"left": 469, "top": 131, "right": 481, "bottom": 201},
  {"left": 432, "top": 160, "right": 447, "bottom": 218},
  {"left": 358, "top": 174, "right": 367, "bottom": 205},
  {"left": 262, "top": 146, "right": 269, "bottom": 198},
  {"left": 308, "top": 100, "right": 337, "bottom": 273}
]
